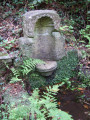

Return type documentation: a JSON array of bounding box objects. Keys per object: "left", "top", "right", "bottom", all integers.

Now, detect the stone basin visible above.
[{"left": 36, "top": 61, "right": 57, "bottom": 76}]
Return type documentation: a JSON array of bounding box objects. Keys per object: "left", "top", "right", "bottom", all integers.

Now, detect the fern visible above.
[
  {"left": 11, "top": 67, "right": 20, "bottom": 78},
  {"left": 21, "top": 58, "right": 44, "bottom": 75},
  {"left": 10, "top": 77, "right": 22, "bottom": 83},
  {"left": 10, "top": 67, "right": 22, "bottom": 83},
  {"left": 8, "top": 84, "right": 73, "bottom": 120},
  {"left": 79, "top": 25, "right": 90, "bottom": 47},
  {"left": 9, "top": 58, "right": 44, "bottom": 84}
]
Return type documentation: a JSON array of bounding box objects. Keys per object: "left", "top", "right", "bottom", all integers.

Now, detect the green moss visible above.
[{"left": 52, "top": 50, "right": 79, "bottom": 84}]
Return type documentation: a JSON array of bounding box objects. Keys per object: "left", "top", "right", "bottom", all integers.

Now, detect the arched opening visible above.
[{"left": 33, "top": 16, "right": 55, "bottom": 60}]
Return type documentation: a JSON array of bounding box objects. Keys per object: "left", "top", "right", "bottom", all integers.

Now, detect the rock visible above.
[
  {"left": 0, "top": 52, "right": 15, "bottom": 77},
  {"left": 19, "top": 37, "right": 34, "bottom": 58},
  {"left": 0, "top": 51, "right": 15, "bottom": 62},
  {"left": 77, "top": 49, "right": 82, "bottom": 59},
  {"left": 12, "top": 28, "right": 23, "bottom": 34},
  {"left": 36, "top": 61, "right": 57, "bottom": 76}
]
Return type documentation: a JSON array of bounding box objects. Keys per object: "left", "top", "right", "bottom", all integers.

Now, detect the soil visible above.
[{"left": 57, "top": 90, "right": 90, "bottom": 120}]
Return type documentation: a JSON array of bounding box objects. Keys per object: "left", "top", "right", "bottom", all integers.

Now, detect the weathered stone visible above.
[
  {"left": 52, "top": 32, "right": 66, "bottom": 60},
  {"left": 0, "top": 53, "right": 15, "bottom": 77},
  {"left": 19, "top": 10, "right": 66, "bottom": 60},
  {"left": 0, "top": 51, "right": 15, "bottom": 63},
  {"left": 23, "top": 10, "right": 61, "bottom": 37},
  {"left": 19, "top": 37, "right": 34, "bottom": 58},
  {"left": 36, "top": 61, "right": 57, "bottom": 76}
]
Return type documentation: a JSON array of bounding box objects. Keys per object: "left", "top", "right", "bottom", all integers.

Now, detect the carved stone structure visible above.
[
  {"left": 19, "top": 10, "right": 66, "bottom": 76},
  {"left": 19, "top": 10, "right": 65, "bottom": 61}
]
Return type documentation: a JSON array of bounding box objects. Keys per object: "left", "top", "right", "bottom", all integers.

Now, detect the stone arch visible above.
[
  {"left": 34, "top": 16, "right": 54, "bottom": 35},
  {"left": 23, "top": 10, "right": 60, "bottom": 37},
  {"left": 33, "top": 14, "right": 59, "bottom": 31}
]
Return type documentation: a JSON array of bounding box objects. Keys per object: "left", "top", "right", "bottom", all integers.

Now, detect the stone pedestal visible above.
[{"left": 36, "top": 61, "right": 57, "bottom": 76}]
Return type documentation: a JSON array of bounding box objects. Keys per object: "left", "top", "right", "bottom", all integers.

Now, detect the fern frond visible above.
[
  {"left": 10, "top": 77, "right": 22, "bottom": 83},
  {"left": 11, "top": 67, "right": 20, "bottom": 78},
  {"left": 21, "top": 58, "right": 44, "bottom": 75}
]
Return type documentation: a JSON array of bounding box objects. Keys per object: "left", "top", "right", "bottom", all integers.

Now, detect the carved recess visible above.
[{"left": 23, "top": 10, "right": 61, "bottom": 37}]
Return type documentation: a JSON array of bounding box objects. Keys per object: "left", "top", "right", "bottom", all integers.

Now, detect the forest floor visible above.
[{"left": 0, "top": 4, "right": 90, "bottom": 120}]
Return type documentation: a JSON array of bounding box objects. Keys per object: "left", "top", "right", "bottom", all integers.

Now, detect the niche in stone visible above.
[{"left": 33, "top": 16, "right": 55, "bottom": 60}]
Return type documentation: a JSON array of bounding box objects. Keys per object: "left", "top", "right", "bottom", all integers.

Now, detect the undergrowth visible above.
[
  {"left": 7, "top": 50, "right": 79, "bottom": 89},
  {"left": 10, "top": 58, "right": 44, "bottom": 84},
  {"left": 28, "top": 72, "right": 46, "bottom": 89},
  {"left": 0, "top": 84, "right": 73, "bottom": 120},
  {"left": 51, "top": 50, "right": 79, "bottom": 86},
  {"left": 78, "top": 66, "right": 90, "bottom": 88},
  {"left": 26, "top": 50, "right": 79, "bottom": 89}
]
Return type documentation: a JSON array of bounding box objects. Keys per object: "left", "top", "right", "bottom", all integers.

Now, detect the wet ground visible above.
[
  {"left": 57, "top": 90, "right": 90, "bottom": 120},
  {"left": 0, "top": 82, "right": 90, "bottom": 120},
  {"left": 25, "top": 79, "right": 90, "bottom": 120}
]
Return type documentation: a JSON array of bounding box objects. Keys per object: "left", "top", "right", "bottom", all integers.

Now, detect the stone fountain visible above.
[{"left": 19, "top": 10, "right": 65, "bottom": 76}]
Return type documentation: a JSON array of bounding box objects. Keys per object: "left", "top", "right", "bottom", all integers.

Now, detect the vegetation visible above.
[
  {"left": 0, "top": 84, "right": 73, "bottom": 120},
  {"left": 9, "top": 58, "right": 44, "bottom": 84},
  {"left": 0, "top": 0, "right": 90, "bottom": 120},
  {"left": 7, "top": 50, "right": 78, "bottom": 89},
  {"left": 78, "top": 65, "right": 90, "bottom": 88},
  {"left": 53, "top": 50, "right": 79, "bottom": 85},
  {"left": 28, "top": 72, "right": 46, "bottom": 89}
]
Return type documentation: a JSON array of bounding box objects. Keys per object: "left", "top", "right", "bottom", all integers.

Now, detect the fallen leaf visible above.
[
  {"left": 83, "top": 104, "right": 89, "bottom": 109},
  {"left": 58, "top": 102, "right": 61, "bottom": 105},
  {"left": 78, "top": 88, "right": 85, "bottom": 91}
]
